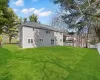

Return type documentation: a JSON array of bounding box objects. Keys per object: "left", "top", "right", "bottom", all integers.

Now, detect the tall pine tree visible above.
[{"left": 0, "top": 0, "right": 9, "bottom": 34}]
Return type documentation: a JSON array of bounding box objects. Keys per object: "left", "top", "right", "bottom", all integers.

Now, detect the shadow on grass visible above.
[
  {"left": 1, "top": 46, "right": 98, "bottom": 80},
  {"left": 41, "top": 58, "right": 71, "bottom": 80},
  {"left": 65, "top": 52, "right": 100, "bottom": 80},
  {"left": 25, "top": 56, "right": 72, "bottom": 80},
  {"left": 0, "top": 47, "right": 12, "bottom": 80},
  {"left": 13, "top": 55, "right": 72, "bottom": 80}
]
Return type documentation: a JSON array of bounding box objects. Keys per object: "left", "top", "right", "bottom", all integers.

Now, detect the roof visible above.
[{"left": 21, "top": 22, "right": 63, "bottom": 32}]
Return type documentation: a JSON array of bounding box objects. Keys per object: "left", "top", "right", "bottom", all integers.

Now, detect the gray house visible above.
[{"left": 19, "top": 22, "right": 63, "bottom": 48}]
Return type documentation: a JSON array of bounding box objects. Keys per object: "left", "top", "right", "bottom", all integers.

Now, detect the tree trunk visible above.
[
  {"left": 98, "top": 37, "right": 100, "bottom": 42},
  {"left": 9, "top": 36, "right": 12, "bottom": 43},
  {"left": 94, "top": 19, "right": 100, "bottom": 42},
  {"left": 73, "top": 39, "right": 74, "bottom": 47},
  {"left": 85, "top": 19, "right": 91, "bottom": 48},
  {"left": 85, "top": 33, "right": 88, "bottom": 48},
  {"left": 0, "top": 40, "right": 1, "bottom": 47},
  {"left": 96, "top": 30, "right": 100, "bottom": 42},
  {"left": 79, "top": 35, "right": 81, "bottom": 47},
  {"left": 0, "top": 34, "right": 2, "bottom": 47}
]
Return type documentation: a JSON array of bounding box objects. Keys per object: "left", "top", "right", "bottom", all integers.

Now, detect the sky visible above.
[{"left": 9, "top": 0, "right": 58, "bottom": 25}]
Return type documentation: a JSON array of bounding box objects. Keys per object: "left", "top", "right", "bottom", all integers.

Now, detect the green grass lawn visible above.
[{"left": 0, "top": 44, "right": 100, "bottom": 80}]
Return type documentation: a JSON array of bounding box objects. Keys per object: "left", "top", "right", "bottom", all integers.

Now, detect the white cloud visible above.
[
  {"left": 40, "top": 11, "right": 52, "bottom": 16},
  {"left": 21, "top": 8, "right": 35, "bottom": 14},
  {"left": 13, "top": 9, "right": 18, "bottom": 12},
  {"left": 14, "top": 0, "right": 24, "bottom": 6},
  {"left": 33, "top": 8, "right": 44, "bottom": 15},
  {"left": 21, "top": 8, "right": 52, "bottom": 17}
]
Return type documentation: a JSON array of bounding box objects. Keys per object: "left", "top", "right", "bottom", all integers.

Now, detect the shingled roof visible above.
[{"left": 21, "top": 22, "right": 63, "bottom": 32}]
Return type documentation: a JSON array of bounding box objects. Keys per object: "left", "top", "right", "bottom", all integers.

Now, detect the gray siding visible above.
[{"left": 21, "top": 26, "right": 63, "bottom": 48}]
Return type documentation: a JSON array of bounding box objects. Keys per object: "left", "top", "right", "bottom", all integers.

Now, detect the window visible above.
[
  {"left": 46, "top": 31, "right": 50, "bottom": 34},
  {"left": 28, "top": 39, "right": 33, "bottom": 44},
  {"left": 28, "top": 39, "right": 30, "bottom": 43},
  {"left": 31, "top": 39, "right": 33, "bottom": 43},
  {"left": 40, "top": 39, "right": 43, "bottom": 42}
]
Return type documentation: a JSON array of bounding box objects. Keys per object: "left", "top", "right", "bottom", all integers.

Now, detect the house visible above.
[
  {"left": 63, "top": 32, "right": 77, "bottom": 47},
  {"left": 19, "top": 22, "right": 63, "bottom": 48}
]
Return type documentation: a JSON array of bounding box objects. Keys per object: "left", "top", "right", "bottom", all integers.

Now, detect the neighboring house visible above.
[
  {"left": 63, "top": 32, "right": 77, "bottom": 47},
  {"left": 19, "top": 22, "right": 63, "bottom": 48}
]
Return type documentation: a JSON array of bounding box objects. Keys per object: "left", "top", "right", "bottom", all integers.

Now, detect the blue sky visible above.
[{"left": 9, "top": 0, "right": 58, "bottom": 25}]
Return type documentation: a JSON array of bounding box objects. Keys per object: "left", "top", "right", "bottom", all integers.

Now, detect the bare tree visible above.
[{"left": 50, "top": 13, "right": 68, "bottom": 30}]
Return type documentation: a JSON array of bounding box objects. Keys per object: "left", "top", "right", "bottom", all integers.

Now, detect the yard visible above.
[{"left": 0, "top": 44, "right": 100, "bottom": 80}]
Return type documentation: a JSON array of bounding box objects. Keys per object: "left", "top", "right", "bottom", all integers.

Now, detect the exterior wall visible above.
[
  {"left": 35, "top": 29, "right": 55, "bottom": 47},
  {"left": 19, "top": 27, "right": 23, "bottom": 47},
  {"left": 97, "top": 43, "right": 100, "bottom": 54},
  {"left": 54, "top": 32, "right": 63, "bottom": 46},
  {"left": 22, "top": 27, "right": 35, "bottom": 48},
  {"left": 21, "top": 26, "right": 63, "bottom": 48}
]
